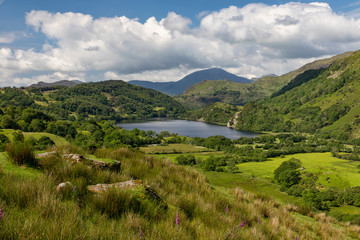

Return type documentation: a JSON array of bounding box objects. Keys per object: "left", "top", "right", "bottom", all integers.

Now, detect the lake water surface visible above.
[{"left": 118, "top": 119, "right": 258, "bottom": 139}]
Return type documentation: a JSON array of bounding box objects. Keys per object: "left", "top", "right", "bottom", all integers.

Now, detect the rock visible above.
[
  {"left": 88, "top": 180, "right": 164, "bottom": 206},
  {"left": 63, "top": 154, "right": 121, "bottom": 172},
  {"left": 56, "top": 181, "right": 73, "bottom": 192},
  {"left": 88, "top": 180, "right": 143, "bottom": 193},
  {"left": 36, "top": 151, "right": 57, "bottom": 159},
  {"left": 63, "top": 153, "right": 86, "bottom": 164}
]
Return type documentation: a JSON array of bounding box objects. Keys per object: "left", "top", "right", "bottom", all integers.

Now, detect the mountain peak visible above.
[{"left": 129, "top": 68, "right": 251, "bottom": 95}]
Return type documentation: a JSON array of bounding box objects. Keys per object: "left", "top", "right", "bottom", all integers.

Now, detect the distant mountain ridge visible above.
[
  {"left": 177, "top": 51, "right": 354, "bottom": 108},
  {"left": 129, "top": 68, "right": 251, "bottom": 95},
  {"left": 29, "top": 80, "right": 83, "bottom": 88}
]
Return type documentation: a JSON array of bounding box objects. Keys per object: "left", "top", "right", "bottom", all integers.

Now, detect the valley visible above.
[{"left": 1, "top": 50, "right": 360, "bottom": 239}]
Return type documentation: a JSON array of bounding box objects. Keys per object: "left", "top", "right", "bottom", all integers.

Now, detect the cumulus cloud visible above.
[
  {"left": 1, "top": 2, "right": 360, "bottom": 86},
  {"left": 11, "top": 72, "right": 86, "bottom": 87}
]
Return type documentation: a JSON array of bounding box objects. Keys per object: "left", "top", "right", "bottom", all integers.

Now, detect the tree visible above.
[
  {"left": 227, "top": 159, "right": 239, "bottom": 173},
  {"left": 274, "top": 158, "right": 302, "bottom": 190},
  {"left": 12, "top": 130, "right": 24, "bottom": 143}
]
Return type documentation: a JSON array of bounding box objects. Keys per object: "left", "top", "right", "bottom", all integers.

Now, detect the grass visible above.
[
  {"left": 237, "top": 152, "right": 360, "bottom": 188},
  {"left": 155, "top": 151, "right": 224, "bottom": 163},
  {"left": 0, "top": 152, "right": 42, "bottom": 179},
  {"left": 331, "top": 205, "right": 360, "bottom": 215},
  {"left": 140, "top": 143, "right": 215, "bottom": 154},
  {"left": 203, "top": 171, "right": 302, "bottom": 206},
  {"left": 0, "top": 147, "right": 360, "bottom": 239},
  {"left": 0, "top": 129, "right": 69, "bottom": 146},
  {"left": 87, "top": 154, "right": 116, "bottom": 163}
]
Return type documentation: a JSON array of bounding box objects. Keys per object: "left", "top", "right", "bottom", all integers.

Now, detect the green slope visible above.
[
  {"left": 234, "top": 50, "right": 360, "bottom": 140},
  {"left": 177, "top": 52, "right": 354, "bottom": 109},
  {"left": 0, "top": 80, "right": 185, "bottom": 121}
]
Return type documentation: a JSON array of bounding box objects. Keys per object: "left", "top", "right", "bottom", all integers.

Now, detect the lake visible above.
[{"left": 118, "top": 119, "right": 258, "bottom": 139}]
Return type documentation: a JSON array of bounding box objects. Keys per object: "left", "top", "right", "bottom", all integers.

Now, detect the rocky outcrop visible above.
[
  {"left": 36, "top": 151, "right": 57, "bottom": 159},
  {"left": 88, "top": 180, "right": 162, "bottom": 202},
  {"left": 63, "top": 154, "right": 121, "bottom": 172},
  {"left": 227, "top": 111, "right": 241, "bottom": 128},
  {"left": 88, "top": 179, "right": 143, "bottom": 193}
]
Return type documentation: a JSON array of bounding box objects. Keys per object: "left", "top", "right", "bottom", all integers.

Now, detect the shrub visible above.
[
  {"left": 38, "top": 136, "right": 55, "bottom": 147},
  {"left": 12, "top": 130, "right": 24, "bottom": 143},
  {"left": 176, "top": 155, "right": 196, "bottom": 166},
  {"left": 5, "top": 142, "right": 37, "bottom": 167}
]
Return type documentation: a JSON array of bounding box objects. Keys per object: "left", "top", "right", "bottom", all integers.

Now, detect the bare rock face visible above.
[{"left": 63, "top": 154, "right": 121, "bottom": 172}]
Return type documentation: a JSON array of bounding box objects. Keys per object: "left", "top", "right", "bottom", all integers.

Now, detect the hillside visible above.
[
  {"left": 2, "top": 145, "right": 360, "bottom": 239},
  {"left": 129, "top": 68, "right": 251, "bottom": 96},
  {"left": 29, "top": 80, "right": 83, "bottom": 88},
  {"left": 178, "top": 52, "right": 354, "bottom": 108},
  {"left": 234, "top": 50, "right": 360, "bottom": 140},
  {"left": 0, "top": 80, "right": 185, "bottom": 121}
]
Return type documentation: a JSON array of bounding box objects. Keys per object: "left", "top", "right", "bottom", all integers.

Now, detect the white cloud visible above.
[
  {"left": 1, "top": 2, "right": 360, "bottom": 86},
  {"left": 0, "top": 32, "right": 25, "bottom": 44},
  {"left": 0, "top": 0, "right": 4, "bottom": 5},
  {"left": 10, "top": 72, "right": 86, "bottom": 87}
]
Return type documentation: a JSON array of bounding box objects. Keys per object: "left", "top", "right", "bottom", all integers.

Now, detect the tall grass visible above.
[
  {"left": 5, "top": 142, "right": 37, "bottom": 167},
  {"left": 0, "top": 147, "right": 359, "bottom": 239}
]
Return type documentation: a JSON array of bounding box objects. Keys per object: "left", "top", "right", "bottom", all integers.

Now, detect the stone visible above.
[
  {"left": 63, "top": 154, "right": 121, "bottom": 172},
  {"left": 56, "top": 181, "right": 73, "bottom": 192},
  {"left": 88, "top": 179, "right": 143, "bottom": 193},
  {"left": 36, "top": 151, "right": 57, "bottom": 159}
]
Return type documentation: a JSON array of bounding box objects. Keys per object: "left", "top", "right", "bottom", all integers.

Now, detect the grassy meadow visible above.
[
  {"left": 1, "top": 145, "right": 360, "bottom": 239},
  {"left": 0, "top": 129, "right": 69, "bottom": 146},
  {"left": 140, "top": 143, "right": 215, "bottom": 154},
  {"left": 236, "top": 152, "right": 360, "bottom": 188}
]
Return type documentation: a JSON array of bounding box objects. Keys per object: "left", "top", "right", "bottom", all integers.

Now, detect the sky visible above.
[{"left": 1, "top": 0, "right": 360, "bottom": 87}]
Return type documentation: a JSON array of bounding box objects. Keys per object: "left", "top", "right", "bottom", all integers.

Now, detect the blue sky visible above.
[{"left": 1, "top": 0, "right": 360, "bottom": 86}]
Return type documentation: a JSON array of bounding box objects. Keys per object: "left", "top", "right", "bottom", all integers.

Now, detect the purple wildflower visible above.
[
  {"left": 0, "top": 207, "right": 2, "bottom": 220},
  {"left": 240, "top": 221, "right": 246, "bottom": 228},
  {"left": 169, "top": 161, "right": 171, "bottom": 167},
  {"left": 226, "top": 206, "right": 229, "bottom": 214},
  {"left": 258, "top": 217, "right": 261, "bottom": 225},
  {"left": 176, "top": 210, "right": 180, "bottom": 226},
  {"left": 139, "top": 230, "right": 143, "bottom": 239}
]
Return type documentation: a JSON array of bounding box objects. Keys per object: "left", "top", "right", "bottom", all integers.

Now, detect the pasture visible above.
[{"left": 237, "top": 152, "right": 360, "bottom": 188}]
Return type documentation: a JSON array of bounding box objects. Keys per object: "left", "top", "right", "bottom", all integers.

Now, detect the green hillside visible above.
[
  {"left": 234, "top": 50, "right": 360, "bottom": 140},
  {"left": 0, "top": 80, "right": 185, "bottom": 121},
  {"left": 178, "top": 52, "right": 354, "bottom": 109}
]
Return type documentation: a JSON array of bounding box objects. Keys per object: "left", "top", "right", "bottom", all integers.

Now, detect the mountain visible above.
[
  {"left": 0, "top": 80, "right": 185, "bottom": 121},
  {"left": 29, "top": 80, "right": 83, "bottom": 88},
  {"left": 128, "top": 68, "right": 251, "bottom": 95},
  {"left": 234, "top": 50, "right": 360, "bottom": 140},
  {"left": 178, "top": 52, "right": 354, "bottom": 108}
]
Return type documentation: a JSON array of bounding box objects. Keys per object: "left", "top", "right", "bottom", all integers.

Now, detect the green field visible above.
[
  {"left": 0, "top": 129, "right": 69, "bottom": 146},
  {"left": 237, "top": 152, "right": 360, "bottom": 188},
  {"left": 0, "top": 152, "right": 42, "bottom": 179},
  {"left": 203, "top": 170, "right": 302, "bottom": 205},
  {"left": 155, "top": 151, "right": 223, "bottom": 163},
  {"left": 140, "top": 143, "right": 215, "bottom": 154}
]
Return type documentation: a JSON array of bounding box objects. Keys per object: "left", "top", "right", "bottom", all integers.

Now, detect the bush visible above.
[
  {"left": 176, "top": 155, "right": 196, "bottom": 166},
  {"left": 274, "top": 158, "right": 302, "bottom": 190},
  {"left": 5, "top": 142, "right": 37, "bottom": 167},
  {"left": 12, "top": 130, "right": 24, "bottom": 143}
]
